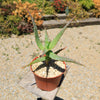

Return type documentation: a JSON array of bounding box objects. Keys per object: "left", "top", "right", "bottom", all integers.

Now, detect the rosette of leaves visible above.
[{"left": 23, "top": 13, "right": 84, "bottom": 69}]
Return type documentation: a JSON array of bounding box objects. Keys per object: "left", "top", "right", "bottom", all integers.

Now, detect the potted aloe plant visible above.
[{"left": 23, "top": 13, "right": 84, "bottom": 91}]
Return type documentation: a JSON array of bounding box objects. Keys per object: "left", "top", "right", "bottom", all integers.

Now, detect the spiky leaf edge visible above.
[
  {"left": 44, "top": 29, "right": 50, "bottom": 52},
  {"left": 22, "top": 56, "right": 46, "bottom": 69},
  {"left": 48, "top": 16, "right": 76, "bottom": 50},
  {"left": 28, "top": 11, "right": 44, "bottom": 50},
  {"left": 49, "top": 51, "right": 84, "bottom": 66}
]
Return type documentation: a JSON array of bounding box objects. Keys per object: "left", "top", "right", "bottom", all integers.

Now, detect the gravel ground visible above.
[{"left": 0, "top": 25, "right": 100, "bottom": 100}]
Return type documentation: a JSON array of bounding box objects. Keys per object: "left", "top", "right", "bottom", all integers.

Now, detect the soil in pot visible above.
[{"left": 30, "top": 59, "right": 66, "bottom": 91}]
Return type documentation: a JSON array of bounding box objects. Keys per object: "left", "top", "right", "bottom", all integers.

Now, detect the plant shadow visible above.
[
  {"left": 54, "top": 96, "right": 64, "bottom": 100},
  {"left": 33, "top": 60, "right": 65, "bottom": 77},
  {"left": 37, "top": 96, "right": 64, "bottom": 100}
]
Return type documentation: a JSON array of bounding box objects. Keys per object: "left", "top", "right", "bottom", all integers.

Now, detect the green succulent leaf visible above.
[
  {"left": 22, "top": 56, "right": 46, "bottom": 68},
  {"left": 49, "top": 52, "right": 84, "bottom": 66},
  {"left": 49, "top": 16, "right": 75, "bottom": 50},
  {"left": 28, "top": 11, "right": 44, "bottom": 50},
  {"left": 48, "top": 27, "right": 66, "bottom": 50},
  {"left": 44, "top": 29, "right": 50, "bottom": 51},
  {"left": 30, "top": 56, "right": 46, "bottom": 65}
]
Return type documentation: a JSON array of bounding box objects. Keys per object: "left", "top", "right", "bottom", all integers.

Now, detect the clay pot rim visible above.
[{"left": 30, "top": 56, "right": 66, "bottom": 79}]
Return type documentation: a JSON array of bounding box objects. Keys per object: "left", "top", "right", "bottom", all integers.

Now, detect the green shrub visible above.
[
  {"left": 0, "top": 0, "right": 14, "bottom": 4},
  {"left": 79, "top": 0, "right": 94, "bottom": 10},
  {"left": 72, "top": 0, "right": 94, "bottom": 11},
  {"left": 34, "top": 0, "right": 55, "bottom": 15},
  {"left": 44, "top": 6, "right": 55, "bottom": 14},
  {"left": 43, "top": 1, "right": 55, "bottom": 14},
  {"left": 21, "top": 0, "right": 34, "bottom": 3},
  {"left": 22, "top": 0, "right": 55, "bottom": 15},
  {"left": 0, "top": 15, "right": 21, "bottom": 37},
  {"left": 67, "top": 0, "right": 89, "bottom": 19},
  {"left": 0, "top": 0, "right": 44, "bottom": 36},
  {"left": 0, "top": 1, "right": 21, "bottom": 37}
]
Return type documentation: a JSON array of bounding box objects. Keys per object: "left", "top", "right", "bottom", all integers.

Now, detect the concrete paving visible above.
[{"left": 0, "top": 25, "right": 100, "bottom": 100}]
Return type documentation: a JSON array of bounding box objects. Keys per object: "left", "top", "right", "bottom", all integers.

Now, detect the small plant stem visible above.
[{"left": 45, "top": 59, "right": 49, "bottom": 66}]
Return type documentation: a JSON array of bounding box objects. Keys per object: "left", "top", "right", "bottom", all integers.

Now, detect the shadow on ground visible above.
[{"left": 37, "top": 96, "right": 64, "bottom": 100}]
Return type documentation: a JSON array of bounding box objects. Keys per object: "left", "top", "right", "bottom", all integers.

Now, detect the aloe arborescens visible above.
[{"left": 23, "top": 14, "right": 83, "bottom": 69}]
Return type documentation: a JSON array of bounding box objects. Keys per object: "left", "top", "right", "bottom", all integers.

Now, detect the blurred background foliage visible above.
[{"left": 0, "top": 0, "right": 99, "bottom": 37}]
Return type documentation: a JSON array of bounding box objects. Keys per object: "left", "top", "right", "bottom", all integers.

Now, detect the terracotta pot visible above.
[
  {"left": 93, "top": 0, "right": 100, "bottom": 10},
  {"left": 30, "top": 57, "right": 66, "bottom": 91}
]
